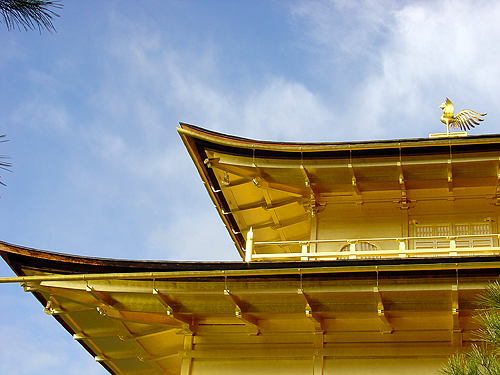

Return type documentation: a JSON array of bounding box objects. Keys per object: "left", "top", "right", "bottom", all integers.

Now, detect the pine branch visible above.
[
  {"left": 476, "top": 312, "right": 500, "bottom": 347},
  {"left": 439, "top": 280, "right": 500, "bottom": 374},
  {"left": 0, "top": 0, "right": 62, "bottom": 33},
  {"left": 0, "top": 135, "right": 12, "bottom": 187},
  {"left": 439, "top": 345, "right": 500, "bottom": 375},
  {"left": 477, "top": 282, "right": 500, "bottom": 311}
]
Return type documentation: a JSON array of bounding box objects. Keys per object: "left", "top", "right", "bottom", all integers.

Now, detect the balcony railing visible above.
[{"left": 244, "top": 229, "right": 500, "bottom": 262}]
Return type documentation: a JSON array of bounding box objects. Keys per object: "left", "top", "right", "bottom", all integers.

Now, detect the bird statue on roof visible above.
[{"left": 439, "top": 98, "right": 486, "bottom": 134}]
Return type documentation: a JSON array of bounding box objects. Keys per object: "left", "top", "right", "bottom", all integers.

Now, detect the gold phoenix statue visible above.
[{"left": 439, "top": 98, "right": 486, "bottom": 134}]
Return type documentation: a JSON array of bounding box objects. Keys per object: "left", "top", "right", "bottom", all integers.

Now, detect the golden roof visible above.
[
  {"left": 178, "top": 124, "right": 500, "bottom": 259},
  {"left": 2, "top": 241, "right": 500, "bottom": 374},
  {"left": 2, "top": 127, "right": 500, "bottom": 374}
]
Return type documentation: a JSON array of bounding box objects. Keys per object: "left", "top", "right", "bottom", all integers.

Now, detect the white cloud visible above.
[
  {"left": 10, "top": 96, "right": 70, "bottom": 133},
  {"left": 6, "top": 1, "right": 500, "bottom": 265},
  {"left": 5, "top": 3, "right": 500, "bottom": 375},
  {"left": 291, "top": 0, "right": 500, "bottom": 139},
  {"left": 146, "top": 210, "right": 240, "bottom": 261},
  {"left": 78, "top": 5, "right": 342, "bottom": 144},
  {"left": 48, "top": 0, "right": 500, "bottom": 263},
  {"left": 291, "top": 0, "right": 395, "bottom": 63},
  {"left": 0, "top": 289, "right": 104, "bottom": 375},
  {"left": 241, "top": 76, "right": 336, "bottom": 141}
]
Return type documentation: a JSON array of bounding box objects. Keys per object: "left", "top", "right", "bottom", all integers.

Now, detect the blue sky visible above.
[{"left": 1, "top": 1, "right": 500, "bottom": 373}]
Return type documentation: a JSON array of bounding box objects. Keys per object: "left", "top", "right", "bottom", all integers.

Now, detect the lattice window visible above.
[
  {"left": 415, "top": 223, "right": 492, "bottom": 249},
  {"left": 455, "top": 224, "right": 469, "bottom": 236},
  {"left": 415, "top": 225, "right": 433, "bottom": 237},
  {"left": 340, "top": 241, "right": 377, "bottom": 252},
  {"left": 415, "top": 225, "right": 438, "bottom": 249},
  {"left": 456, "top": 223, "right": 492, "bottom": 247},
  {"left": 436, "top": 225, "right": 451, "bottom": 236},
  {"left": 416, "top": 225, "right": 451, "bottom": 237},
  {"left": 472, "top": 223, "right": 491, "bottom": 235}
]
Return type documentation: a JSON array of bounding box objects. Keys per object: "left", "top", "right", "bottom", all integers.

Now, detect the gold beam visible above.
[
  {"left": 451, "top": 285, "right": 462, "bottom": 346},
  {"left": 374, "top": 287, "right": 393, "bottom": 334},
  {"left": 179, "top": 346, "right": 457, "bottom": 359},
  {"left": 113, "top": 319, "right": 171, "bottom": 374},
  {"left": 298, "top": 288, "right": 325, "bottom": 332},
  {"left": 300, "top": 165, "right": 316, "bottom": 198},
  {"left": 448, "top": 160, "right": 453, "bottom": 192},
  {"left": 224, "top": 289, "right": 259, "bottom": 335},
  {"left": 93, "top": 306, "right": 184, "bottom": 328},
  {"left": 4, "top": 261, "right": 500, "bottom": 284},
  {"left": 206, "top": 158, "right": 306, "bottom": 197},
  {"left": 255, "top": 179, "right": 306, "bottom": 197},
  {"left": 153, "top": 288, "right": 194, "bottom": 333},
  {"left": 118, "top": 328, "right": 178, "bottom": 341},
  {"left": 73, "top": 331, "right": 130, "bottom": 340},
  {"left": 86, "top": 285, "right": 119, "bottom": 307},
  {"left": 348, "top": 163, "right": 361, "bottom": 196},
  {"left": 397, "top": 161, "right": 406, "bottom": 193},
  {"left": 244, "top": 215, "right": 309, "bottom": 232},
  {"left": 224, "top": 197, "right": 305, "bottom": 214}
]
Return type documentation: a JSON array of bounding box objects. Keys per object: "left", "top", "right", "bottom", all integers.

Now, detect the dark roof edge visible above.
[
  {"left": 2, "top": 240, "right": 500, "bottom": 277},
  {"left": 178, "top": 122, "right": 500, "bottom": 151}
]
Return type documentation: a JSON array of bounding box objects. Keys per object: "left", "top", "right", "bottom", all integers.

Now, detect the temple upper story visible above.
[
  {"left": 178, "top": 124, "right": 500, "bottom": 262},
  {"left": 3, "top": 125, "right": 500, "bottom": 375}
]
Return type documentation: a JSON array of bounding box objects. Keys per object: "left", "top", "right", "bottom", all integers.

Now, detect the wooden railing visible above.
[{"left": 243, "top": 229, "right": 500, "bottom": 262}]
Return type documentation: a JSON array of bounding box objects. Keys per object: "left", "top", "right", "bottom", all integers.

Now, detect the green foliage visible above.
[
  {"left": 0, "top": 0, "right": 62, "bottom": 33},
  {"left": 440, "top": 281, "right": 500, "bottom": 375},
  {"left": 440, "top": 345, "right": 500, "bottom": 375},
  {"left": 475, "top": 281, "right": 500, "bottom": 347},
  {"left": 477, "top": 281, "right": 500, "bottom": 311}
]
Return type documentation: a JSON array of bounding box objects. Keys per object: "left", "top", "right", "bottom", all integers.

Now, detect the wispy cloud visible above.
[
  {"left": 290, "top": 0, "right": 500, "bottom": 139},
  {"left": 241, "top": 76, "right": 335, "bottom": 141},
  {"left": 0, "top": 289, "right": 102, "bottom": 375},
  {"left": 291, "top": 0, "right": 395, "bottom": 63},
  {"left": 3, "top": 2, "right": 500, "bottom": 374},
  {"left": 33, "top": 0, "right": 500, "bottom": 261},
  {"left": 146, "top": 209, "right": 240, "bottom": 261}
]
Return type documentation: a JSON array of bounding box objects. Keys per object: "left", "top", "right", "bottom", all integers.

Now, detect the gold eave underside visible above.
[
  {"left": 3, "top": 240, "right": 500, "bottom": 375},
  {"left": 4, "top": 238, "right": 500, "bottom": 375},
  {"left": 177, "top": 124, "right": 500, "bottom": 259}
]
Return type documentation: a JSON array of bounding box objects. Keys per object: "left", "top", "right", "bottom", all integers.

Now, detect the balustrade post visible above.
[
  {"left": 245, "top": 227, "right": 254, "bottom": 263},
  {"left": 449, "top": 237, "right": 457, "bottom": 256},
  {"left": 349, "top": 242, "right": 356, "bottom": 259},
  {"left": 301, "top": 242, "right": 309, "bottom": 261},
  {"left": 398, "top": 239, "right": 407, "bottom": 258}
]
